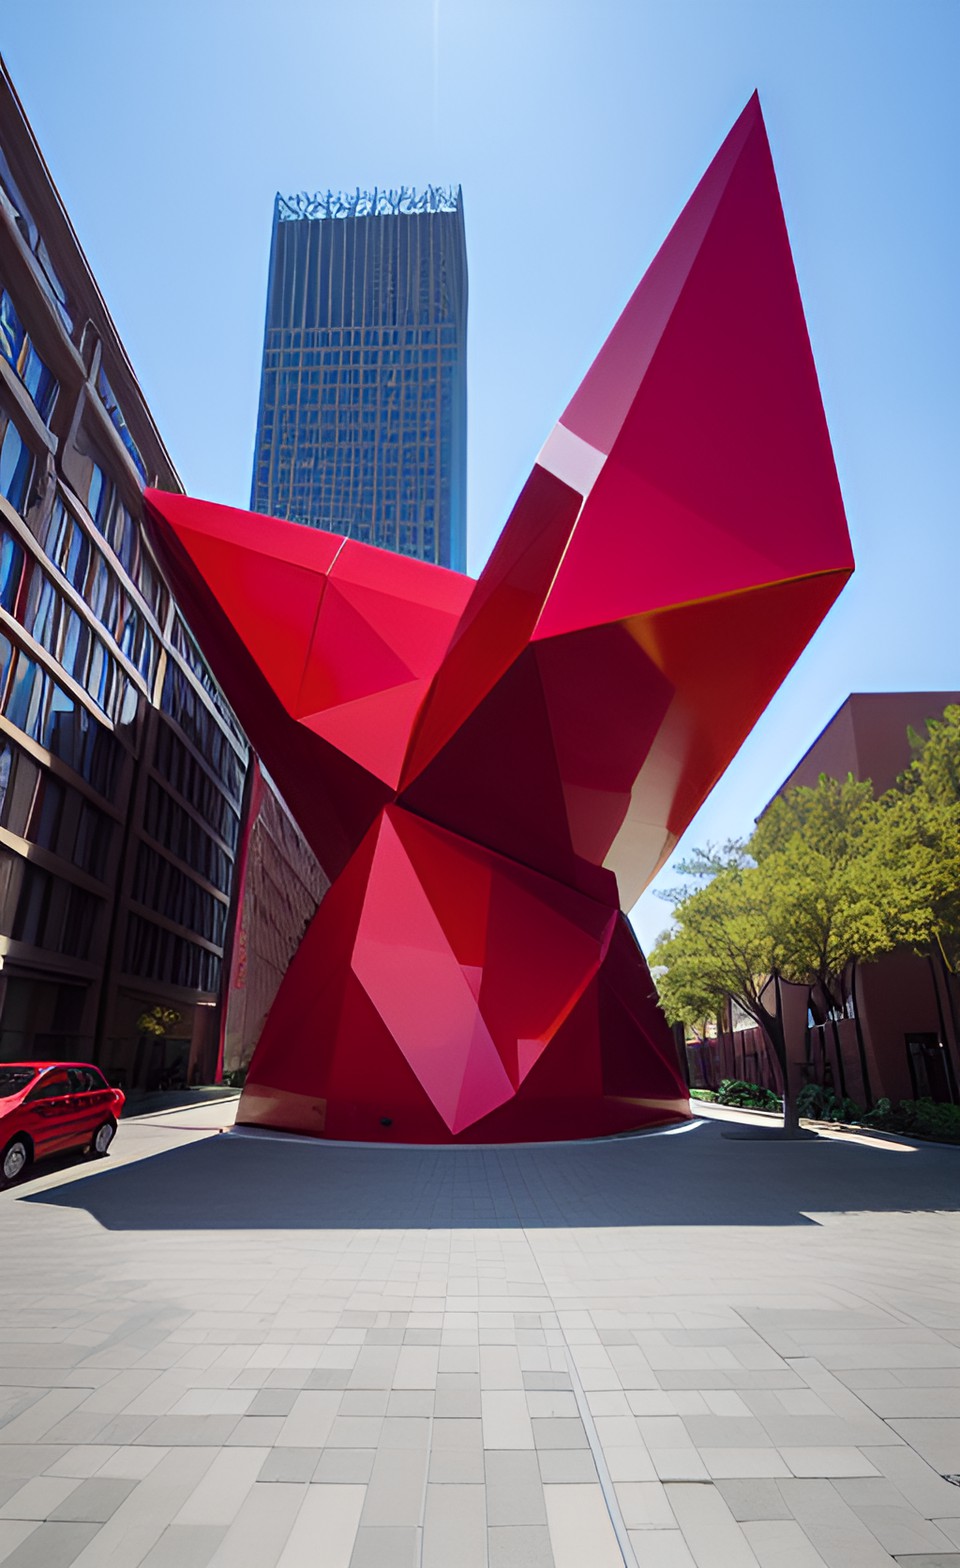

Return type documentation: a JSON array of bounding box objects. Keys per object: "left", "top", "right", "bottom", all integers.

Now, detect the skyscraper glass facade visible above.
[{"left": 251, "top": 187, "right": 467, "bottom": 572}]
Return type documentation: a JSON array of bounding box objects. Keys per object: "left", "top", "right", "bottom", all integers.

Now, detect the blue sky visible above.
[{"left": 4, "top": 0, "right": 957, "bottom": 947}]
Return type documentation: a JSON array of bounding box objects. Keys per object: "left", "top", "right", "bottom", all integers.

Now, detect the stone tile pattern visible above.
[{"left": 0, "top": 1117, "right": 959, "bottom": 1566}]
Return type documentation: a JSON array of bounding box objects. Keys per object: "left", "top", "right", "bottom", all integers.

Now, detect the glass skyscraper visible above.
[{"left": 250, "top": 186, "right": 467, "bottom": 572}]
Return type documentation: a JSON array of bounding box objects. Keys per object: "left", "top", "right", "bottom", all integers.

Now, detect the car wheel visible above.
[
  {"left": 91, "top": 1120, "right": 116, "bottom": 1158},
  {"left": 1, "top": 1136, "right": 31, "bottom": 1187}
]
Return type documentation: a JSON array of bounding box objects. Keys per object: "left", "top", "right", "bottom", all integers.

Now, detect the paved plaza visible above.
[{"left": 0, "top": 1103, "right": 958, "bottom": 1568}]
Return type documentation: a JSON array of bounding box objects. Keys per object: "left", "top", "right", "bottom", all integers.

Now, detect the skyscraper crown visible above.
[{"left": 277, "top": 186, "right": 461, "bottom": 222}]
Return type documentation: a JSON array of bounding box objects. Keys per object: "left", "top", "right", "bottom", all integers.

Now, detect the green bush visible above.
[
  {"left": 714, "top": 1078, "right": 782, "bottom": 1111},
  {"left": 796, "top": 1084, "right": 865, "bottom": 1123},
  {"left": 884, "top": 1097, "right": 960, "bottom": 1143},
  {"left": 691, "top": 1077, "right": 960, "bottom": 1143},
  {"left": 797, "top": 1085, "right": 960, "bottom": 1144}
]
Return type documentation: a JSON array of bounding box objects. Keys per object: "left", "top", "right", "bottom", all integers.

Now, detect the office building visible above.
[
  {"left": 251, "top": 186, "right": 467, "bottom": 571},
  {"left": 0, "top": 59, "right": 261, "bottom": 1090}
]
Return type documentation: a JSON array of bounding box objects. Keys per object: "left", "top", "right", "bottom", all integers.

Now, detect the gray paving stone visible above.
[
  {"left": 486, "top": 1449, "right": 548, "bottom": 1525},
  {"left": 380, "top": 1417, "right": 430, "bottom": 1448},
  {"left": 47, "top": 1478, "right": 135, "bottom": 1522},
  {"left": 361, "top": 1446, "right": 428, "bottom": 1526},
  {"left": 434, "top": 1388, "right": 482, "bottom": 1418},
  {"left": 488, "top": 1524, "right": 556, "bottom": 1566},
  {"left": 428, "top": 1449, "right": 485, "bottom": 1483},
  {"left": 258, "top": 1448, "right": 321, "bottom": 1483},
  {"left": 536, "top": 1450, "right": 598, "bottom": 1482},
  {"left": 305, "top": 1369, "right": 351, "bottom": 1390},
  {"left": 715, "top": 1477, "right": 794, "bottom": 1520},
  {"left": 4, "top": 1101, "right": 960, "bottom": 1568},
  {"left": 247, "top": 1391, "right": 297, "bottom": 1418},
  {"left": 432, "top": 1417, "right": 483, "bottom": 1449},
  {"left": 0, "top": 1449, "right": 68, "bottom": 1481},
  {"left": 96, "top": 1416, "right": 154, "bottom": 1445},
  {"left": 327, "top": 1416, "right": 383, "bottom": 1448},
  {"left": 386, "top": 1391, "right": 433, "bottom": 1417},
  {"left": 225, "top": 1416, "right": 284, "bottom": 1446},
  {"left": 423, "top": 1483, "right": 485, "bottom": 1566},
  {"left": 134, "top": 1417, "right": 239, "bottom": 1447},
  {"left": 0, "top": 1521, "right": 101, "bottom": 1567},
  {"left": 530, "top": 1418, "right": 589, "bottom": 1449},
  {"left": 140, "top": 1525, "right": 228, "bottom": 1567},
  {"left": 348, "top": 1525, "right": 419, "bottom": 1567},
  {"left": 205, "top": 1480, "right": 306, "bottom": 1567},
  {"left": 339, "top": 1391, "right": 389, "bottom": 1417},
  {"left": 313, "top": 1448, "right": 376, "bottom": 1483}
]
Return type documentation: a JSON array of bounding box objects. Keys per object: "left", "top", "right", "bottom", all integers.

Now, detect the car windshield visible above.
[{"left": 0, "top": 1068, "right": 37, "bottom": 1098}]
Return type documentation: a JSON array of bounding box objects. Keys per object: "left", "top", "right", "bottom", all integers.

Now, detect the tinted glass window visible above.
[
  {"left": 0, "top": 291, "right": 25, "bottom": 369},
  {"left": 27, "top": 1068, "right": 71, "bottom": 1100},
  {"left": 68, "top": 1066, "right": 106, "bottom": 1093},
  {"left": 0, "top": 1066, "right": 35, "bottom": 1097},
  {"left": 0, "top": 532, "right": 24, "bottom": 611},
  {"left": 0, "top": 630, "right": 12, "bottom": 695},
  {"left": 0, "top": 420, "right": 32, "bottom": 512},
  {"left": 6, "top": 652, "right": 47, "bottom": 741},
  {"left": 11, "top": 862, "right": 51, "bottom": 944},
  {"left": 22, "top": 345, "right": 58, "bottom": 424},
  {"left": 30, "top": 774, "right": 65, "bottom": 852}
]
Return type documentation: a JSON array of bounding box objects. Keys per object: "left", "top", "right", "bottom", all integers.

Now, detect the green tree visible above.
[
  {"left": 651, "top": 850, "right": 803, "bottom": 1133},
  {"left": 653, "top": 716, "right": 960, "bottom": 1126},
  {"left": 748, "top": 774, "right": 930, "bottom": 1100},
  {"left": 882, "top": 705, "right": 960, "bottom": 1082},
  {"left": 896, "top": 705, "right": 960, "bottom": 969}
]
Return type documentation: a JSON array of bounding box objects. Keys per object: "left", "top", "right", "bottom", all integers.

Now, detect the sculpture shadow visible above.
[{"left": 19, "top": 1118, "right": 960, "bottom": 1231}]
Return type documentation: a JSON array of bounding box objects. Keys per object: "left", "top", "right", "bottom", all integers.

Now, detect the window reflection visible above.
[
  {"left": 0, "top": 291, "right": 58, "bottom": 424},
  {"left": 0, "top": 417, "right": 33, "bottom": 512}
]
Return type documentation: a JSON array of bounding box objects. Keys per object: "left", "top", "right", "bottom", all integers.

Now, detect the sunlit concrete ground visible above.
[{"left": 0, "top": 1098, "right": 958, "bottom": 1568}]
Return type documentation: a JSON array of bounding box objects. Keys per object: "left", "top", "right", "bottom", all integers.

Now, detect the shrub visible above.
[
  {"left": 714, "top": 1078, "right": 782, "bottom": 1111},
  {"left": 894, "top": 1097, "right": 960, "bottom": 1143},
  {"left": 797, "top": 1085, "right": 960, "bottom": 1144},
  {"left": 796, "top": 1084, "right": 864, "bottom": 1123}
]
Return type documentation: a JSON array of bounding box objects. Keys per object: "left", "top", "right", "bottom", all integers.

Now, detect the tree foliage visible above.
[
  {"left": 750, "top": 773, "right": 931, "bottom": 1011},
  {"left": 650, "top": 703, "right": 960, "bottom": 1121},
  {"left": 887, "top": 704, "right": 960, "bottom": 972},
  {"left": 650, "top": 848, "right": 801, "bottom": 1128}
]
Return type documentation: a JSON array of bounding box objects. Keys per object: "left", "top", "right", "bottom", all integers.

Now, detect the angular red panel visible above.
[{"left": 143, "top": 93, "right": 852, "bottom": 1143}]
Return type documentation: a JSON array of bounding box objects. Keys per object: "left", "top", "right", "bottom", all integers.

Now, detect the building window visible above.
[
  {"left": 0, "top": 148, "right": 72, "bottom": 331},
  {"left": 96, "top": 367, "right": 146, "bottom": 481},
  {"left": 11, "top": 861, "right": 51, "bottom": 946},
  {"left": 0, "top": 290, "right": 59, "bottom": 424},
  {"left": 0, "top": 418, "right": 33, "bottom": 513},
  {"left": 0, "top": 529, "right": 24, "bottom": 610},
  {"left": 6, "top": 649, "right": 47, "bottom": 740}
]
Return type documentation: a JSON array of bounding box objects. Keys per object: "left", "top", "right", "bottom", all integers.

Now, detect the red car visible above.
[{"left": 0, "top": 1062, "right": 125, "bottom": 1187}]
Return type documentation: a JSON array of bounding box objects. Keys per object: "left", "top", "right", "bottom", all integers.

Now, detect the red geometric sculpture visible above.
[{"left": 144, "top": 95, "right": 853, "bottom": 1143}]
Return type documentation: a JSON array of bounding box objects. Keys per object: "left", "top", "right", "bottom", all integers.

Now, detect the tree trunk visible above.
[
  {"left": 766, "top": 973, "right": 801, "bottom": 1136},
  {"left": 848, "top": 958, "right": 874, "bottom": 1108},
  {"left": 827, "top": 1013, "right": 848, "bottom": 1099},
  {"left": 820, "top": 977, "right": 849, "bottom": 1099},
  {"left": 930, "top": 953, "right": 960, "bottom": 1104}
]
